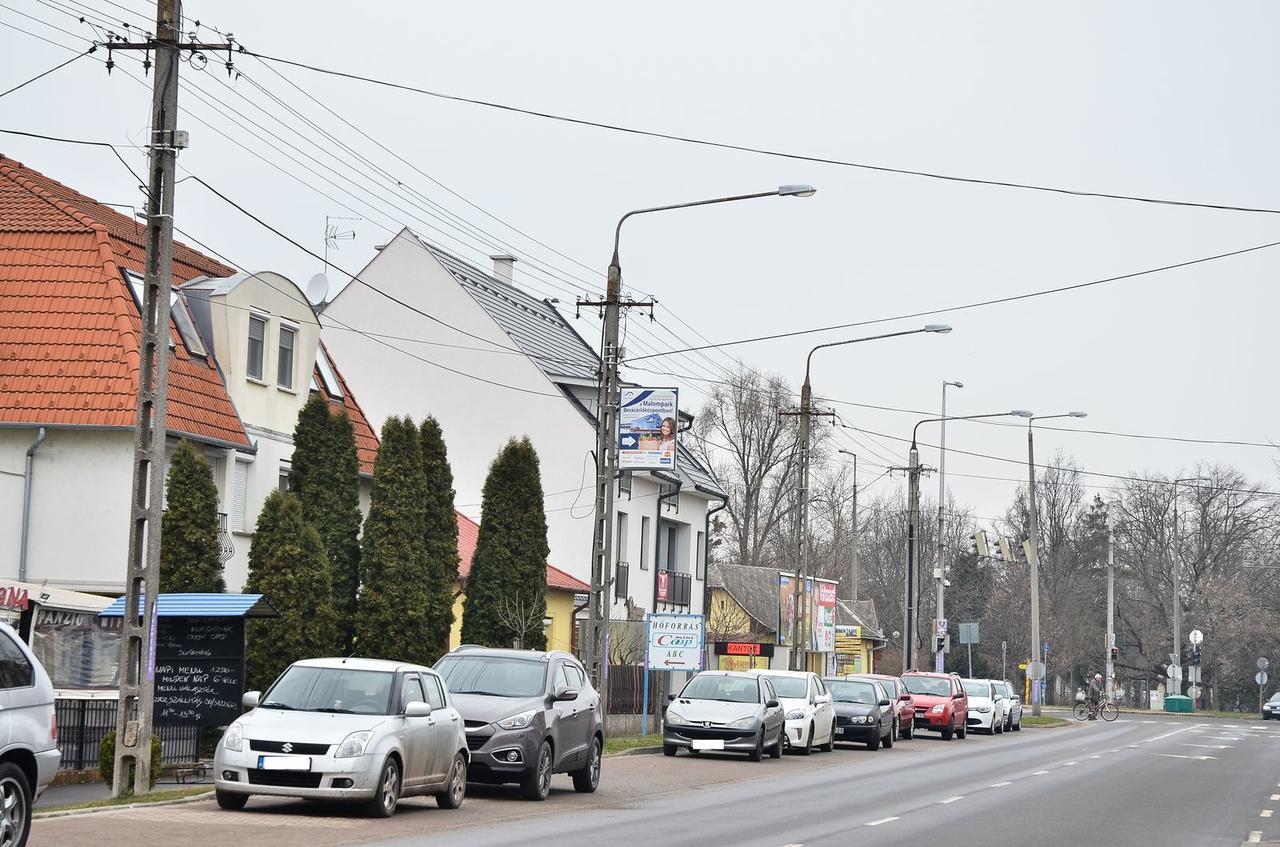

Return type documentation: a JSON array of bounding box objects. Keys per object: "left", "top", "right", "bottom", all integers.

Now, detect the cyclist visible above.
[{"left": 1086, "top": 673, "right": 1105, "bottom": 720}]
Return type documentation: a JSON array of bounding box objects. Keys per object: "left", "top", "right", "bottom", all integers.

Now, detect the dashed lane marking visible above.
[
  {"left": 1262, "top": 810, "right": 1274, "bottom": 819},
  {"left": 1157, "top": 753, "right": 1216, "bottom": 760},
  {"left": 990, "top": 781, "right": 1011, "bottom": 788},
  {"left": 1272, "top": 794, "right": 1280, "bottom": 801},
  {"left": 1247, "top": 831, "right": 1262, "bottom": 843},
  {"left": 1033, "top": 770, "right": 1050, "bottom": 775},
  {"left": 865, "top": 817, "right": 900, "bottom": 827},
  {"left": 1063, "top": 761, "right": 1079, "bottom": 766},
  {"left": 1181, "top": 743, "right": 1233, "bottom": 749},
  {"left": 1089, "top": 755, "right": 1101, "bottom": 759},
  {"left": 940, "top": 796, "right": 964, "bottom": 804}
]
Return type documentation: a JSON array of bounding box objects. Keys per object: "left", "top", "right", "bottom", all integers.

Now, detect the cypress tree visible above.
[
  {"left": 290, "top": 394, "right": 362, "bottom": 649},
  {"left": 160, "top": 439, "right": 225, "bottom": 593},
  {"left": 244, "top": 490, "right": 339, "bottom": 691},
  {"left": 355, "top": 417, "right": 434, "bottom": 664},
  {"left": 461, "top": 437, "right": 549, "bottom": 649},
  {"left": 420, "top": 417, "right": 460, "bottom": 663}
]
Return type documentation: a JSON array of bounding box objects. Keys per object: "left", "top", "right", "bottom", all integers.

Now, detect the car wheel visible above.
[
  {"left": 748, "top": 731, "right": 764, "bottom": 762},
  {"left": 994, "top": 718, "right": 1003, "bottom": 735},
  {"left": 883, "top": 722, "right": 894, "bottom": 749},
  {"left": 795, "top": 724, "right": 813, "bottom": 756},
  {"left": 521, "top": 741, "right": 554, "bottom": 801},
  {"left": 662, "top": 744, "right": 678, "bottom": 757},
  {"left": 215, "top": 789, "right": 248, "bottom": 811},
  {"left": 900, "top": 720, "right": 913, "bottom": 741},
  {"left": 572, "top": 736, "right": 601, "bottom": 793},
  {"left": 941, "top": 726, "right": 954, "bottom": 741},
  {"left": 769, "top": 729, "right": 783, "bottom": 759},
  {"left": 365, "top": 757, "right": 401, "bottom": 818},
  {"left": 866, "top": 729, "right": 880, "bottom": 751},
  {"left": 957, "top": 721, "right": 967, "bottom": 740},
  {"left": 436, "top": 752, "right": 467, "bottom": 809},
  {"left": 1013, "top": 716, "right": 1022, "bottom": 732},
  {"left": 0, "top": 763, "right": 30, "bottom": 847},
  {"left": 819, "top": 720, "right": 835, "bottom": 753}
]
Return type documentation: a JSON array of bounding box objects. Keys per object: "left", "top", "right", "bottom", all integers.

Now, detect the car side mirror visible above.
[
  {"left": 899, "top": 694, "right": 911, "bottom": 701},
  {"left": 242, "top": 691, "right": 260, "bottom": 709},
  {"left": 405, "top": 700, "right": 432, "bottom": 718},
  {"left": 879, "top": 699, "right": 892, "bottom": 707},
  {"left": 667, "top": 693, "right": 678, "bottom": 702},
  {"left": 766, "top": 699, "right": 780, "bottom": 709},
  {"left": 555, "top": 688, "right": 579, "bottom": 702}
]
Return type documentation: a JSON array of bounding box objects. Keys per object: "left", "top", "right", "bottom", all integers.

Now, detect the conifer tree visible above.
[
  {"left": 244, "top": 490, "right": 338, "bottom": 690},
  {"left": 420, "top": 417, "right": 460, "bottom": 663},
  {"left": 355, "top": 417, "right": 434, "bottom": 664},
  {"left": 461, "top": 437, "right": 549, "bottom": 649},
  {"left": 160, "top": 439, "right": 225, "bottom": 593}
]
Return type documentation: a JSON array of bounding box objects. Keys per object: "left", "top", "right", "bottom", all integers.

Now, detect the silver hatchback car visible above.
[{"left": 214, "top": 657, "right": 468, "bottom": 817}]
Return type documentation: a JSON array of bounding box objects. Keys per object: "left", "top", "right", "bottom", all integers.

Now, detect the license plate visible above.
[
  {"left": 258, "top": 755, "right": 312, "bottom": 771},
  {"left": 690, "top": 739, "right": 724, "bottom": 751},
  {"left": 835, "top": 728, "right": 845, "bottom": 736}
]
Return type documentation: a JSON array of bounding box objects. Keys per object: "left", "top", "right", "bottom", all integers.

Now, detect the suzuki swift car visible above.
[
  {"left": 748, "top": 670, "right": 835, "bottom": 755},
  {"left": 962, "top": 678, "right": 1006, "bottom": 734},
  {"left": 663, "top": 671, "right": 784, "bottom": 760},
  {"left": 902, "top": 671, "right": 968, "bottom": 740},
  {"left": 214, "top": 658, "right": 469, "bottom": 817}
]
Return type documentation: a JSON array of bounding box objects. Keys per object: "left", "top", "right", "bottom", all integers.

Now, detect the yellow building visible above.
[{"left": 447, "top": 512, "right": 589, "bottom": 653}]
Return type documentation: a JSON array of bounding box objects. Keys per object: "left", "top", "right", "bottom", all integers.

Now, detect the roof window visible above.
[{"left": 124, "top": 270, "right": 207, "bottom": 357}]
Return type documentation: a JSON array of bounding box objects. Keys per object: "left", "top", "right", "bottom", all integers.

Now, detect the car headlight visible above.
[
  {"left": 496, "top": 709, "right": 538, "bottom": 731},
  {"left": 335, "top": 730, "right": 374, "bottom": 759},
  {"left": 858, "top": 715, "right": 871, "bottom": 724},
  {"left": 786, "top": 709, "right": 806, "bottom": 721},
  {"left": 931, "top": 704, "right": 946, "bottom": 714},
  {"left": 665, "top": 707, "right": 687, "bottom": 725},
  {"left": 727, "top": 716, "right": 757, "bottom": 729},
  {"left": 222, "top": 723, "right": 244, "bottom": 753},
  {"left": 976, "top": 705, "right": 992, "bottom": 713}
]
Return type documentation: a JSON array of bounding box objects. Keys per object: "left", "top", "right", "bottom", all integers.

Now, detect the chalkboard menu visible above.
[{"left": 153, "top": 617, "right": 245, "bottom": 726}]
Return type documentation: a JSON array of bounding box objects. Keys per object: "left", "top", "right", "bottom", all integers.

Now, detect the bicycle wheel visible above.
[
  {"left": 1072, "top": 703, "right": 1089, "bottom": 721},
  {"left": 1100, "top": 702, "right": 1119, "bottom": 722}
]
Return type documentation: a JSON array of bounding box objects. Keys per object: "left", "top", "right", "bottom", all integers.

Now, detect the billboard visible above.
[
  {"left": 776, "top": 574, "right": 837, "bottom": 652},
  {"left": 644, "top": 613, "right": 704, "bottom": 672},
  {"left": 619, "top": 388, "right": 678, "bottom": 471}
]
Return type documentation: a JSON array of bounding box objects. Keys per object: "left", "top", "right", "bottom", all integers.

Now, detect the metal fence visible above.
[
  {"left": 606, "top": 664, "right": 666, "bottom": 717},
  {"left": 55, "top": 699, "right": 201, "bottom": 771}
]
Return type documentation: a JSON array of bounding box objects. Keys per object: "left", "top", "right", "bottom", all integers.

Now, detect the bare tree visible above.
[{"left": 493, "top": 593, "right": 547, "bottom": 650}]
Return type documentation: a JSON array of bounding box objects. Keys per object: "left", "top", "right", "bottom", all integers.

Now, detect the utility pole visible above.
[
  {"left": 934, "top": 380, "right": 963, "bottom": 672},
  {"left": 1026, "top": 425, "right": 1043, "bottom": 717},
  {"left": 1105, "top": 518, "right": 1115, "bottom": 698},
  {"left": 105, "top": 4, "right": 234, "bottom": 796},
  {"left": 794, "top": 379, "right": 813, "bottom": 671},
  {"left": 904, "top": 442, "right": 921, "bottom": 674}
]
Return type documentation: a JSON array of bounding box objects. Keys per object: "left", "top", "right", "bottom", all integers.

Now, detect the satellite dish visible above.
[{"left": 305, "top": 273, "right": 330, "bottom": 306}]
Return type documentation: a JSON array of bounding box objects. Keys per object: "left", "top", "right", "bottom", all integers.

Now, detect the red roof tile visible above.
[
  {"left": 455, "top": 511, "right": 583, "bottom": 592},
  {"left": 313, "top": 340, "right": 378, "bottom": 476},
  {"left": 0, "top": 157, "right": 249, "bottom": 447}
]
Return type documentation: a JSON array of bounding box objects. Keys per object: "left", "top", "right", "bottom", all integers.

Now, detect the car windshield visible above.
[
  {"left": 827, "top": 680, "right": 879, "bottom": 704},
  {"left": 993, "top": 682, "right": 1009, "bottom": 697},
  {"left": 679, "top": 675, "right": 760, "bottom": 703},
  {"left": 1269, "top": 693, "right": 1280, "bottom": 703},
  {"left": 262, "top": 666, "right": 394, "bottom": 715},
  {"left": 760, "top": 675, "right": 809, "bottom": 698},
  {"left": 963, "top": 681, "right": 992, "bottom": 698},
  {"left": 435, "top": 655, "right": 547, "bottom": 697},
  {"left": 905, "top": 676, "right": 952, "bottom": 697}
]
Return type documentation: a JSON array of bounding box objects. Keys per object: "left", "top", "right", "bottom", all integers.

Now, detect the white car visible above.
[
  {"left": 961, "top": 678, "right": 1007, "bottom": 735},
  {"left": 993, "top": 680, "right": 1023, "bottom": 731},
  {"left": 0, "top": 622, "right": 60, "bottom": 847},
  {"left": 215, "top": 658, "right": 469, "bottom": 817},
  {"left": 748, "top": 670, "right": 835, "bottom": 755}
]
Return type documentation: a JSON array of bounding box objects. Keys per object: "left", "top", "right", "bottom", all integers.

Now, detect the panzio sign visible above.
[
  {"left": 619, "top": 388, "right": 678, "bottom": 471},
  {"left": 645, "top": 612, "right": 704, "bottom": 672}
]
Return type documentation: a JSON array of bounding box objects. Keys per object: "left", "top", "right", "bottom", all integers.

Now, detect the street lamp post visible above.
[
  {"left": 933, "top": 380, "right": 964, "bottom": 672},
  {"left": 904, "top": 409, "right": 1034, "bottom": 674},
  {"left": 586, "top": 185, "right": 816, "bottom": 708},
  {"left": 837, "top": 449, "right": 859, "bottom": 604},
  {"left": 1170, "top": 475, "right": 1206, "bottom": 692},
  {"left": 1025, "top": 411, "right": 1087, "bottom": 715},
  {"left": 790, "top": 325, "right": 951, "bottom": 671}
]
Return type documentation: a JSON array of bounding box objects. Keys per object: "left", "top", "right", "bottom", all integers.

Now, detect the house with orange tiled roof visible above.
[{"left": 0, "top": 156, "right": 379, "bottom": 593}]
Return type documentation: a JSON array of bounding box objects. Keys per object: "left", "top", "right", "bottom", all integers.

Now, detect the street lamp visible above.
[
  {"left": 903, "top": 409, "right": 1033, "bottom": 675},
  {"left": 791, "top": 325, "right": 951, "bottom": 671},
  {"left": 587, "top": 186, "right": 816, "bottom": 706},
  {"left": 1025, "top": 411, "right": 1087, "bottom": 715},
  {"left": 1170, "top": 475, "right": 1207, "bottom": 690},
  {"left": 837, "top": 449, "right": 859, "bottom": 605},
  {"left": 932, "top": 380, "right": 964, "bottom": 673}
]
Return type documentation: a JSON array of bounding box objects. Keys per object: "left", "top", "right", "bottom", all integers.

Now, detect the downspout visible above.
[
  {"left": 18, "top": 427, "right": 47, "bottom": 582},
  {"left": 702, "top": 497, "right": 728, "bottom": 670}
]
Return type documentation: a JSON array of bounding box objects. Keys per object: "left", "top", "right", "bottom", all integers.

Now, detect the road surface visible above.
[{"left": 33, "top": 713, "right": 1280, "bottom": 847}]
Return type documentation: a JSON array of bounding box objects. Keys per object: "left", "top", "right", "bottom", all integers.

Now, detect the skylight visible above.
[{"left": 123, "top": 270, "right": 207, "bottom": 357}]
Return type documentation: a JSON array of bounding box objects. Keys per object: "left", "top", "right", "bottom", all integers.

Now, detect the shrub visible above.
[{"left": 99, "top": 731, "right": 163, "bottom": 790}]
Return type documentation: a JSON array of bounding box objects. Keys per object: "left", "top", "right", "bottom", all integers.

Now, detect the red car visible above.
[
  {"left": 862, "top": 673, "right": 918, "bottom": 740},
  {"left": 902, "top": 671, "right": 968, "bottom": 740}
]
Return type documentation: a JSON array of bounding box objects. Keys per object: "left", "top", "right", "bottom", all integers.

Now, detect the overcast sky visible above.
[{"left": 5, "top": 0, "right": 1278, "bottom": 523}]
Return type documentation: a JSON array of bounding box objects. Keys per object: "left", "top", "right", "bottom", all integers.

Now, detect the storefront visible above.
[
  {"left": 714, "top": 640, "right": 775, "bottom": 671},
  {"left": 0, "top": 581, "right": 116, "bottom": 696},
  {"left": 834, "top": 626, "right": 875, "bottom": 676}
]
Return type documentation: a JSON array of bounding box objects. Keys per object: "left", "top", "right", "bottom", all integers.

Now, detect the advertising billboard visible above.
[
  {"left": 619, "top": 388, "right": 678, "bottom": 471},
  {"left": 777, "top": 574, "right": 837, "bottom": 652}
]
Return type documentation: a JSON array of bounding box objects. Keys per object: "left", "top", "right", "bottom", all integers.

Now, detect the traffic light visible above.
[
  {"left": 1110, "top": 646, "right": 1119, "bottom": 660},
  {"left": 1192, "top": 645, "right": 1202, "bottom": 666},
  {"left": 970, "top": 530, "right": 990, "bottom": 558},
  {"left": 933, "top": 634, "right": 948, "bottom": 654},
  {"left": 998, "top": 537, "right": 1015, "bottom": 563}
]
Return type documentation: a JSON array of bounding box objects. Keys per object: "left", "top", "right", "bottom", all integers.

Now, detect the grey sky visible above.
[{"left": 5, "top": 0, "right": 1278, "bottom": 522}]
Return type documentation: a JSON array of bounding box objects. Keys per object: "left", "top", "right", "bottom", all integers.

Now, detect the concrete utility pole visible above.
[
  {"left": 583, "top": 186, "right": 815, "bottom": 702},
  {"left": 1105, "top": 517, "right": 1115, "bottom": 698},
  {"left": 107, "top": 4, "right": 234, "bottom": 796},
  {"left": 934, "top": 380, "right": 963, "bottom": 672},
  {"left": 837, "top": 450, "right": 859, "bottom": 602},
  {"left": 1168, "top": 476, "right": 1204, "bottom": 694}
]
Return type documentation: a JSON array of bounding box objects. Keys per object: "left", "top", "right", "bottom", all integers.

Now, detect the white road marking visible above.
[
  {"left": 1180, "top": 743, "right": 1232, "bottom": 749},
  {"left": 1063, "top": 761, "right": 1079, "bottom": 766},
  {"left": 866, "top": 817, "right": 900, "bottom": 827},
  {"left": 1142, "top": 720, "right": 1157, "bottom": 724},
  {"left": 1089, "top": 754, "right": 1101, "bottom": 759},
  {"left": 1261, "top": 810, "right": 1274, "bottom": 818},
  {"left": 990, "top": 781, "right": 1012, "bottom": 788},
  {"left": 940, "top": 796, "right": 964, "bottom": 804},
  {"left": 1157, "top": 753, "right": 1216, "bottom": 760},
  {"left": 1207, "top": 736, "right": 1243, "bottom": 741},
  {"left": 1033, "top": 770, "right": 1050, "bottom": 775},
  {"left": 1272, "top": 794, "right": 1280, "bottom": 801},
  {"left": 1247, "top": 832, "right": 1262, "bottom": 843}
]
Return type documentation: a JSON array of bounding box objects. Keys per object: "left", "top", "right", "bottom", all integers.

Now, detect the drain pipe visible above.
[{"left": 18, "top": 427, "right": 47, "bottom": 582}]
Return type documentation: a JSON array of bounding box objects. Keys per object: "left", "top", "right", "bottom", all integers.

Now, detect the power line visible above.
[
  {"left": 0, "top": 44, "right": 94, "bottom": 99},
  {"left": 238, "top": 48, "right": 1280, "bottom": 218}
]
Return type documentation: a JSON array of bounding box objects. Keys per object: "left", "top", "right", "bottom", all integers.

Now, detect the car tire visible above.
[
  {"left": 662, "top": 744, "right": 678, "bottom": 757},
  {"left": 365, "top": 757, "right": 401, "bottom": 818},
  {"left": 215, "top": 789, "right": 248, "bottom": 811},
  {"left": 0, "top": 762, "right": 31, "bottom": 846},
  {"left": 769, "top": 730, "right": 783, "bottom": 759},
  {"left": 1012, "top": 717, "right": 1022, "bottom": 732},
  {"left": 900, "top": 720, "right": 913, "bottom": 741},
  {"left": 521, "top": 741, "right": 554, "bottom": 801},
  {"left": 819, "top": 720, "right": 835, "bottom": 753},
  {"left": 941, "top": 726, "right": 954, "bottom": 741},
  {"left": 796, "top": 725, "right": 813, "bottom": 756},
  {"left": 436, "top": 752, "right": 467, "bottom": 809},
  {"left": 883, "top": 724, "right": 894, "bottom": 749},
  {"left": 748, "top": 732, "right": 764, "bottom": 762},
  {"left": 994, "top": 718, "right": 1003, "bottom": 735},
  {"left": 571, "top": 736, "right": 601, "bottom": 793},
  {"left": 957, "top": 721, "right": 967, "bottom": 740},
  {"left": 866, "top": 730, "right": 880, "bottom": 751}
]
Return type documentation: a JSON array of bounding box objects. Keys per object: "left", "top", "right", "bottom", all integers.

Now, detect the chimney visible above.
[{"left": 490, "top": 254, "right": 517, "bottom": 286}]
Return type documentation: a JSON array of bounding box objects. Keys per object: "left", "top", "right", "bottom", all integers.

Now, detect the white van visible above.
[{"left": 0, "top": 622, "right": 60, "bottom": 847}]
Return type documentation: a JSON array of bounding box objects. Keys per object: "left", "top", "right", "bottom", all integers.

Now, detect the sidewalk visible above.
[{"left": 37, "top": 775, "right": 209, "bottom": 809}]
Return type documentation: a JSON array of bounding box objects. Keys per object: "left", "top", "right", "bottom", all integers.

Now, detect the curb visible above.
[
  {"left": 606, "top": 746, "right": 663, "bottom": 757},
  {"left": 34, "top": 791, "right": 214, "bottom": 820}
]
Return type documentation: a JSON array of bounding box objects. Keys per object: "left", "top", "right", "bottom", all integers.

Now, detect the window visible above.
[
  {"left": 557, "top": 664, "right": 578, "bottom": 694},
  {"left": 662, "top": 525, "right": 679, "bottom": 571},
  {"left": 314, "top": 346, "right": 344, "bottom": 398},
  {"left": 247, "top": 314, "right": 267, "bottom": 381},
  {"left": 277, "top": 324, "right": 296, "bottom": 388},
  {"left": 696, "top": 530, "right": 706, "bottom": 580},
  {"left": 124, "top": 270, "right": 206, "bottom": 356},
  {"left": 424, "top": 674, "right": 446, "bottom": 710},
  {"left": 0, "top": 633, "right": 34, "bottom": 689},
  {"left": 615, "top": 512, "right": 629, "bottom": 566},
  {"left": 617, "top": 470, "right": 631, "bottom": 497},
  {"left": 400, "top": 674, "right": 426, "bottom": 709},
  {"left": 231, "top": 459, "right": 250, "bottom": 532},
  {"left": 278, "top": 464, "right": 290, "bottom": 493},
  {"left": 639, "top": 516, "right": 651, "bottom": 570}
]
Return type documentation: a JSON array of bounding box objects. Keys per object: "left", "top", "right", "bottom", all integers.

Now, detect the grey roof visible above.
[{"left": 707, "top": 562, "right": 781, "bottom": 632}]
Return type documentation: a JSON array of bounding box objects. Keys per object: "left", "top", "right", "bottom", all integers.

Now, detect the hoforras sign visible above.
[{"left": 645, "top": 613, "right": 705, "bottom": 672}]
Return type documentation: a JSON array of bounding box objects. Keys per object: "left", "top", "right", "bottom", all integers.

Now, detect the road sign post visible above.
[
  {"left": 1259, "top": 660, "right": 1270, "bottom": 715},
  {"left": 642, "top": 613, "right": 705, "bottom": 736}
]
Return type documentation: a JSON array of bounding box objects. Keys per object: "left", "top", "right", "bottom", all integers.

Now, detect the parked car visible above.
[
  {"left": 435, "top": 647, "right": 602, "bottom": 801},
  {"left": 864, "top": 672, "right": 917, "bottom": 739},
  {"left": 902, "top": 671, "right": 968, "bottom": 740},
  {"left": 662, "top": 671, "right": 785, "bottom": 760},
  {"left": 1263, "top": 692, "right": 1280, "bottom": 720},
  {"left": 0, "top": 622, "right": 59, "bottom": 847},
  {"left": 825, "top": 677, "right": 895, "bottom": 750},
  {"left": 214, "top": 657, "right": 468, "bottom": 817},
  {"left": 993, "top": 680, "right": 1023, "bottom": 731},
  {"left": 747, "top": 669, "right": 836, "bottom": 755},
  {"left": 962, "top": 678, "right": 1006, "bottom": 734}
]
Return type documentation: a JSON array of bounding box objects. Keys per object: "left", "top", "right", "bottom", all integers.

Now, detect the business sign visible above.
[
  {"left": 776, "top": 574, "right": 837, "bottom": 652},
  {"left": 619, "top": 388, "right": 678, "bottom": 471},
  {"left": 645, "top": 612, "right": 704, "bottom": 672},
  {"left": 0, "top": 586, "right": 29, "bottom": 612},
  {"left": 714, "top": 641, "right": 775, "bottom": 658},
  {"left": 812, "top": 580, "right": 837, "bottom": 653}
]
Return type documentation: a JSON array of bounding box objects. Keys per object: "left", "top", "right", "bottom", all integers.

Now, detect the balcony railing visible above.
[
  {"left": 218, "top": 512, "right": 234, "bottom": 563},
  {"left": 656, "top": 569, "right": 692, "bottom": 607},
  {"left": 615, "top": 561, "right": 629, "bottom": 601}
]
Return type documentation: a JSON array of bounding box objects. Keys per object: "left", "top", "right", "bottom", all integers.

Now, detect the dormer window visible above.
[
  {"left": 278, "top": 324, "right": 296, "bottom": 389},
  {"left": 247, "top": 313, "right": 267, "bottom": 381}
]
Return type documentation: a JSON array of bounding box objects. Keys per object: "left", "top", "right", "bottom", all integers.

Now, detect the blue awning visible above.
[{"left": 99, "top": 593, "right": 277, "bottom": 619}]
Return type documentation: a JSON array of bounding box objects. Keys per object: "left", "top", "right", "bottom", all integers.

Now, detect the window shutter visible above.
[{"left": 231, "top": 460, "right": 250, "bottom": 532}]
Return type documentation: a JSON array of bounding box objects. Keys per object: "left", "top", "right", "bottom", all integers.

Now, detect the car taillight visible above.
[{"left": 50, "top": 710, "right": 57, "bottom": 742}]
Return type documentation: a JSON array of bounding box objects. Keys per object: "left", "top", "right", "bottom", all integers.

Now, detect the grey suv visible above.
[{"left": 435, "top": 647, "right": 603, "bottom": 801}]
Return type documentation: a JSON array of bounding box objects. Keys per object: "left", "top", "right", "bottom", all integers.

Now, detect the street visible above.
[{"left": 33, "top": 714, "right": 1280, "bottom": 847}]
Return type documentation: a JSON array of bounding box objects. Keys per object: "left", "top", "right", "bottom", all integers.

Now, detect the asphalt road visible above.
[{"left": 33, "top": 713, "right": 1280, "bottom": 847}]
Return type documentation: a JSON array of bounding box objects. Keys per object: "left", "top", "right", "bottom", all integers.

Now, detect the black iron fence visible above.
[{"left": 55, "top": 698, "right": 201, "bottom": 771}]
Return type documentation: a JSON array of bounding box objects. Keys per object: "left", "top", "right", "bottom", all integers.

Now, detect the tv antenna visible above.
[{"left": 324, "top": 215, "right": 360, "bottom": 273}]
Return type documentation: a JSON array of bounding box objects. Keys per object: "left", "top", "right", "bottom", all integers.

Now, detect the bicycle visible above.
[{"left": 1073, "top": 699, "right": 1119, "bottom": 721}]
